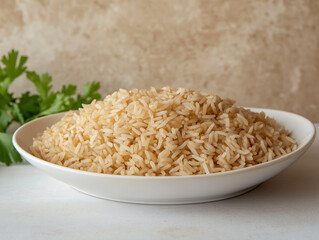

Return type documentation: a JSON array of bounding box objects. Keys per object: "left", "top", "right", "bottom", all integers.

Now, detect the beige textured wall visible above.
[{"left": 1, "top": 0, "right": 319, "bottom": 121}]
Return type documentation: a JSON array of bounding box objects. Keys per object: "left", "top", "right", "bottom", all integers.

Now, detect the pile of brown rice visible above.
[{"left": 30, "top": 87, "right": 297, "bottom": 176}]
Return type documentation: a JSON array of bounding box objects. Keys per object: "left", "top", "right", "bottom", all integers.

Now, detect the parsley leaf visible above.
[
  {"left": 61, "top": 84, "right": 77, "bottom": 96},
  {"left": 11, "top": 104, "right": 25, "bottom": 125},
  {"left": 0, "top": 133, "right": 22, "bottom": 166},
  {"left": 26, "top": 71, "right": 56, "bottom": 111},
  {"left": 1, "top": 50, "right": 27, "bottom": 84},
  {"left": 34, "top": 93, "right": 74, "bottom": 118},
  {"left": 0, "top": 49, "right": 101, "bottom": 166},
  {"left": 0, "top": 108, "right": 11, "bottom": 132},
  {"left": 17, "top": 92, "right": 40, "bottom": 120}
]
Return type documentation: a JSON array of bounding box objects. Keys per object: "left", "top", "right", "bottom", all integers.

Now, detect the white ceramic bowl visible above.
[{"left": 13, "top": 108, "right": 316, "bottom": 204}]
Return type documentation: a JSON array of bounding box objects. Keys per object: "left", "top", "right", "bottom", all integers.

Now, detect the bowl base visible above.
[{"left": 71, "top": 184, "right": 260, "bottom": 205}]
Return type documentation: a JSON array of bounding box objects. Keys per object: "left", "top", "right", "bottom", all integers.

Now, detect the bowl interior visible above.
[{"left": 15, "top": 112, "right": 66, "bottom": 155}]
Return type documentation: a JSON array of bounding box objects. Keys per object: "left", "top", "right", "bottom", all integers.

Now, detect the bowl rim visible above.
[{"left": 12, "top": 108, "right": 316, "bottom": 180}]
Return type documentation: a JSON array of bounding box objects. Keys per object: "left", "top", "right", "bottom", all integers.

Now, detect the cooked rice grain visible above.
[{"left": 30, "top": 87, "right": 297, "bottom": 176}]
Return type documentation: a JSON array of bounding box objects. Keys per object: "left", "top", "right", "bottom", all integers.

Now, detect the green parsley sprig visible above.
[{"left": 0, "top": 50, "right": 101, "bottom": 166}]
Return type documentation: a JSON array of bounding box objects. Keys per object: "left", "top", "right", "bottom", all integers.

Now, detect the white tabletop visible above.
[{"left": 1, "top": 125, "right": 318, "bottom": 240}]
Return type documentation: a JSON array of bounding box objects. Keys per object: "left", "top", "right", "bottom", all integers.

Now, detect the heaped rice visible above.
[{"left": 30, "top": 87, "right": 297, "bottom": 176}]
